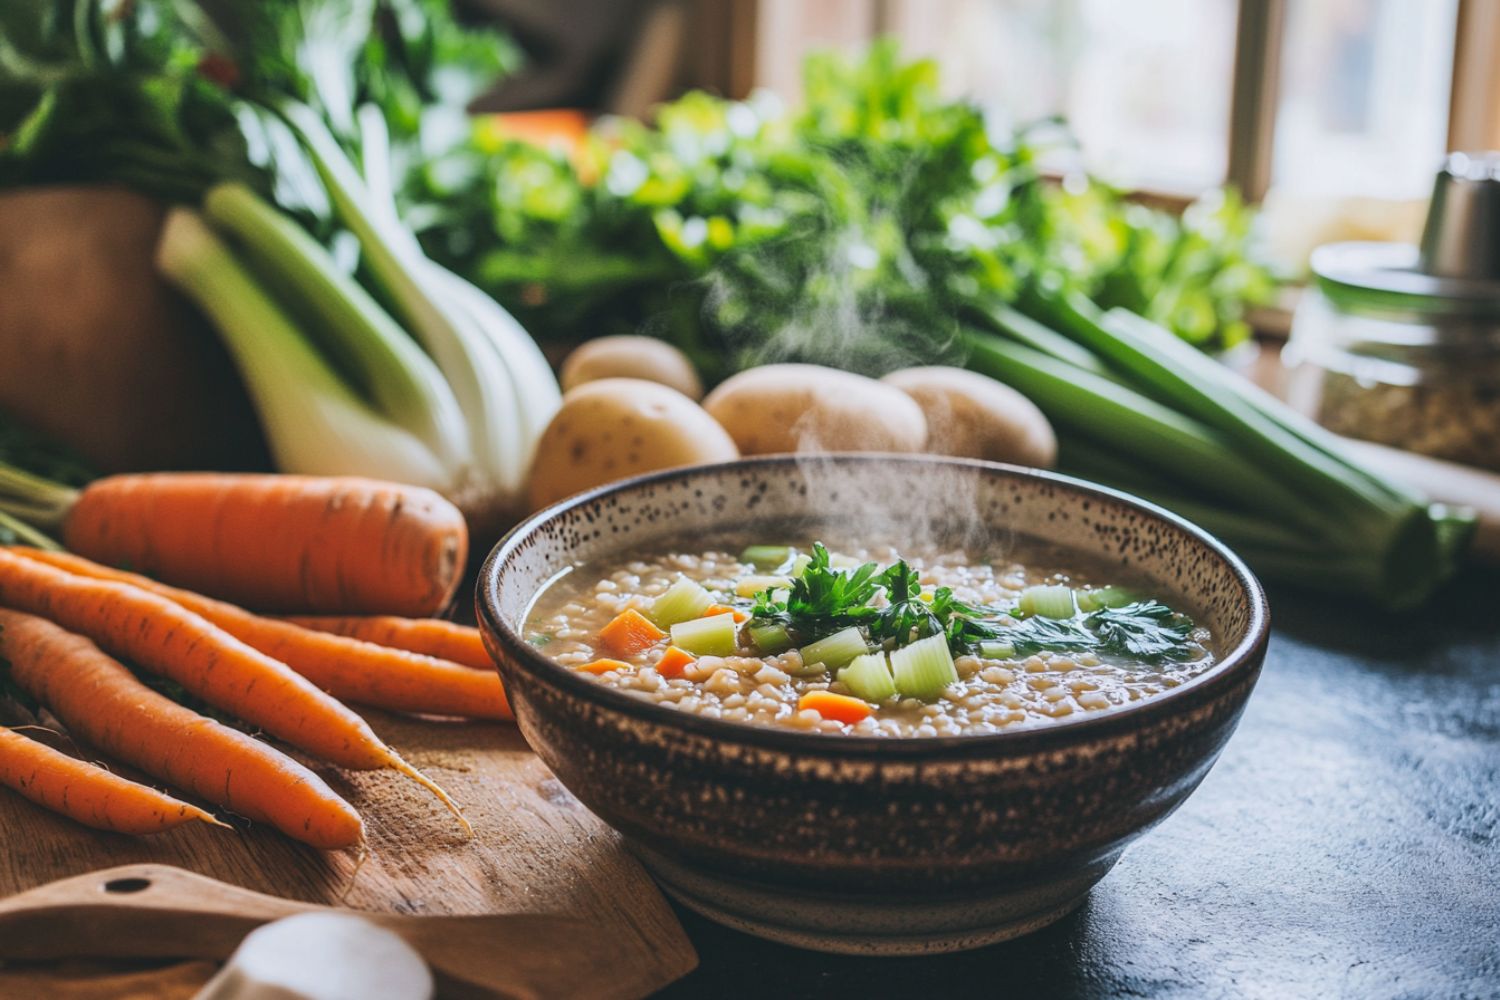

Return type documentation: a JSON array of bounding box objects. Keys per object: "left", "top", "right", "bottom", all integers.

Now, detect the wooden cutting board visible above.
[{"left": 0, "top": 710, "right": 696, "bottom": 998}]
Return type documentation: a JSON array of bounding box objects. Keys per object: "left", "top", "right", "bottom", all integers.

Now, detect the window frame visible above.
[{"left": 721, "top": 0, "right": 1500, "bottom": 206}]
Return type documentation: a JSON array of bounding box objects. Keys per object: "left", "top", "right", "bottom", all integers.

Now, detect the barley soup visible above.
[{"left": 524, "top": 538, "right": 1216, "bottom": 737}]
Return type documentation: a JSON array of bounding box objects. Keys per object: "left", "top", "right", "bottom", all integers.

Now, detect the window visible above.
[
  {"left": 743, "top": 0, "right": 1500, "bottom": 205},
  {"left": 1271, "top": 0, "right": 1458, "bottom": 201}
]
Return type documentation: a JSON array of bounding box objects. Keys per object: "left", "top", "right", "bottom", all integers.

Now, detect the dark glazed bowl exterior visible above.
[{"left": 477, "top": 455, "right": 1268, "bottom": 954}]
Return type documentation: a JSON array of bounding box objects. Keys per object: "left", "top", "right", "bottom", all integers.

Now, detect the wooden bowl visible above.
[{"left": 477, "top": 456, "right": 1268, "bottom": 955}]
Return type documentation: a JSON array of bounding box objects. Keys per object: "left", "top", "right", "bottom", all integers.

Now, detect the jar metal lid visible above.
[{"left": 1311, "top": 242, "right": 1500, "bottom": 321}]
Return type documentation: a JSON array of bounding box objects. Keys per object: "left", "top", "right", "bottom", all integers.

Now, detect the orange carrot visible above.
[
  {"left": 655, "top": 646, "right": 697, "bottom": 679},
  {"left": 702, "top": 604, "right": 748, "bottom": 623},
  {"left": 577, "top": 659, "right": 632, "bottom": 674},
  {"left": 598, "top": 609, "right": 666, "bottom": 657},
  {"left": 798, "top": 690, "right": 874, "bottom": 725},
  {"left": 0, "top": 612, "right": 363, "bottom": 848},
  {"left": 61, "top": 474, "right": 467, "bottom": 616},
  {"left": 0, "top": 550, "right": 463, "bottom": 827},
  {"left": 0, "top": 725, "right": 227, "bottom": 836},
  {"left": 13, "top": 550, "right": 509, "bottom": 721},
  {"left": 284, "top": 615, "right": 492, "bottom": 671}
]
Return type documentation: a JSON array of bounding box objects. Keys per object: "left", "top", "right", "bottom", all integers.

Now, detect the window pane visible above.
[
  {"left": 887, "top": 0, "right": 1237, "bottom": 193},
  {"left": 1271, "top": 0, "right": 1458, "bottom": 199}
]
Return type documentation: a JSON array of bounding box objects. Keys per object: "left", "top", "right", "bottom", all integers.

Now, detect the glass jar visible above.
[{"left": 1284, "top": 241, "right": 1500, "bottom": 472}]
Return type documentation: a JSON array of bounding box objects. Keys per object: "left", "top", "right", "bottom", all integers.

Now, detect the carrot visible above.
[
  {"left": 598, "top": 609, "right": 666, "bottom": 657},
  {"left": 0, "top": 612, "right": 363, "bottom": 848},
  {"left": 60, "top": 474, "right": 467, "bottom": 616},
  {"left": 0, "top": 725, "right": 228, "bottom": 836},
  {"left": 13, "top": 550, "right": 510, "bottom": 721},
  {"left": 577, "top": 659, "right": 632, "bottom": 674},
  {"left": 702, "top": 604, "right": 748, "bottom": 623},
  {"left": 797, "top": 690, "right": 875, "bottom": 725},
  {"left": 284, "top": 615, "right": 492, "bottom": 671},
  {"left": 655, "top": 646, "right": 696, "bottom": 679},
  {"left": 0, "top": 550, "right": 465, "bottom": 829}
]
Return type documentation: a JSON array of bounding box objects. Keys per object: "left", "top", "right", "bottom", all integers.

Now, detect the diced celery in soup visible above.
[{"left": 524, "top": 538, "right": 1217, "bottom": 737}]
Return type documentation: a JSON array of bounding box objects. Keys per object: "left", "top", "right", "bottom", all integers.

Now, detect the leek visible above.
[
  {"left": 360, "top": 104, "right": 561, "bottom": 477},
  {"left": 201, "top": 182, "right": 468, "bottom": 472},
  {"left": 964, "top": 333, "right": 1318, "bottom": 528},
  {"left": 155, "top": 210, "right": 451, "bottom": 488},
  {"left": 962, "top": 284, "right": 1472, "bottom": 607},
  {"left": 282, "top": 102, "right": 527, "bottom": 508}
]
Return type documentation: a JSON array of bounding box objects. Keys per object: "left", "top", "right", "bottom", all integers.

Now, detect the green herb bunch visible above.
[{"left": 749, "top": 543, "right": 1197, "bottom": 663}]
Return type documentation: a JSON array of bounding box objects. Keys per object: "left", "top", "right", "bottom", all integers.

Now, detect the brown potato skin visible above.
[
  {"left": 703, "top": 365, "right": 927, "bottom": 455},
  {"left": 527, "top": 379, "right": 739, "bottom": 510},
  {"left": 560, "top": 336, "right": 705, "bottom": 400},
  {"left": 0, "top": 186, "right": 267, "bottom": 472},
  {"left": 882, "top": 366, "right": 1057, "bottom": 468}
]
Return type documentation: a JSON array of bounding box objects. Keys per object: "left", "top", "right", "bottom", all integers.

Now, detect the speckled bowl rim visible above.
[{"left": 478, "top": 454, "right": 1270, "bottom": 756}]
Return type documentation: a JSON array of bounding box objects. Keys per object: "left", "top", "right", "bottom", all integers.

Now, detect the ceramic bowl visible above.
[{"left": 477, "top": 455, "right": 1268, "bottom": 955}]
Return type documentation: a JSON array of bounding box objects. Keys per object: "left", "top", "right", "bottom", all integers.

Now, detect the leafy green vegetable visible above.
[
  {"left": 0, "top": 417, "right": 92, "bottom": 488},
  {"left": 422, "top": 40, "right": 1273, "bottom": 374},
  {"left": 746, "top": 540, "right": 1197, "bottom": 664},
  {"left": 0, "top": 0, "right": 519, "bottom": 217},
  {"left": 998, "top": 601, "right": 1196, "bottom": 662},
  {"left": 752, "top": 543, "right": 882, "bottom": 637}
]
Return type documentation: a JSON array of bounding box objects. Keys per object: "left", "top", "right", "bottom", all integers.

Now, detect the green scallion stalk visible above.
[
  {"left": 890, "top": 634, "right": 958, "bottom": 701},
  {"left": 839, "top": 652, "right": 897, "bottom": 703},
  {"left": 669, "top": 612, "right": 739, "bottom": 657},
  {"left": 977, "top": 641, "right": 1015, "bottom": 660}
]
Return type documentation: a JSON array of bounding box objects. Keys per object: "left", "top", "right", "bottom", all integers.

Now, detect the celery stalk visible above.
[{"left": 798, "top": 626, "right": 868, "bottom": 671}]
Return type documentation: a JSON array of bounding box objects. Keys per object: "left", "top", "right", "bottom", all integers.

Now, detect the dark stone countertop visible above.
[{"left": 661, "top": 569, "right": 1500, "bottom": 1000}]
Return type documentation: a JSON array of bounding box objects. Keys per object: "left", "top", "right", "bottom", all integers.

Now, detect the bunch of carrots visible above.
[{"left": 0, "top": 473, "right": 509, "bottom": 851}]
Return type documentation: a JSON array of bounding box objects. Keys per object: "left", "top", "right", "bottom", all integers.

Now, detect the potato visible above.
[
  {"left": 560, "top": 336, "right": 704, "bottom": 400},
  {"left": 526, "top": 378, "right": 738, "bottom": 510},
  {"left": 0, "top": 186, "right": 267, "bottom": 472},
  {"left": 703, "top": 364, "right": 928, "bottom": 455},
  {"left": 882, "top": 366, "right": 1056, "bottom": 467}
]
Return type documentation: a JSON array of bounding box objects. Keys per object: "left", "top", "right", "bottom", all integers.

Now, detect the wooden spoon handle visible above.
[{"left": 0, "top": 863, "right": 320, "bottom": 961}]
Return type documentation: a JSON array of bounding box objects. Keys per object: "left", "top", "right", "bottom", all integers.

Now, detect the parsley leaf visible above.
[
  {"left": 1001, "top": 601, "right": 1195, "bottom": 663},
  {"left": 746, "top": 541, "right": 1199, "bottom": 663}
]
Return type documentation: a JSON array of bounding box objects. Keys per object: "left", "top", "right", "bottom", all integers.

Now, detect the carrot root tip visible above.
[{"left": 391, "top": 753, "right": 472, "bottom": 838}]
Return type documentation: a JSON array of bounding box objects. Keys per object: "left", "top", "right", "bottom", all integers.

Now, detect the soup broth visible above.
[{"left": 524, "top": 536, "right": 1216, "bottom": 737}]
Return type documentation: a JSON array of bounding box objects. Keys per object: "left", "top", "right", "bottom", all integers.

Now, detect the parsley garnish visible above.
[{"left": 747, "top": 542, "right": 1198, "bottom": 663}]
